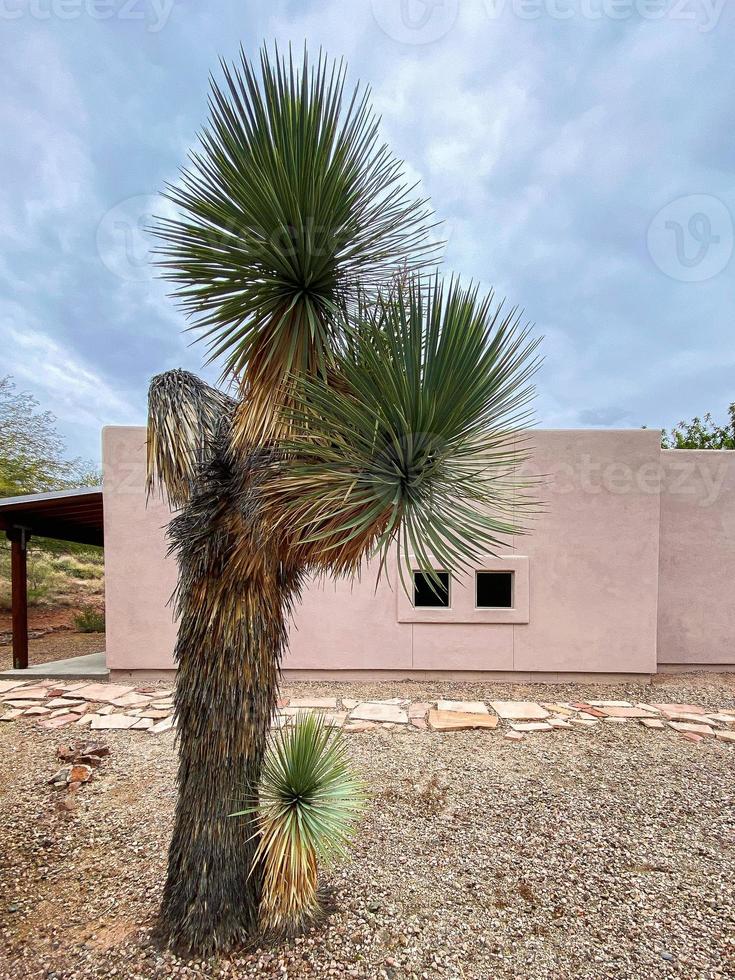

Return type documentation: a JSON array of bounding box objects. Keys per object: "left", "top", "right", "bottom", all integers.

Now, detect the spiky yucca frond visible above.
[
  {"left": 232, "top": 713, "right": 365, "bottom": 933},
  {"left": 153, "top": 44, "right": 438, "bottom": 444},
  {"left": 147, "top": 369, "right": 235, "bottom": 509},
  {"left": 268, "top": 276, "right": 541, "bottom": 584}
]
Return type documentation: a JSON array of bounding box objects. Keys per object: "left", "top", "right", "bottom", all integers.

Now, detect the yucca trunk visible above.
[{"left": 155, "top": 440, "right": 302, "bottom": 956}]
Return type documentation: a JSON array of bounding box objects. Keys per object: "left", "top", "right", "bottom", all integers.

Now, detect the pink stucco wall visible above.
[
  {"left": 657, "top": 451, "right": 735, "bottom": 667},
  {"left": 102, "top": 426, "right": 734, "bottom": 677}
]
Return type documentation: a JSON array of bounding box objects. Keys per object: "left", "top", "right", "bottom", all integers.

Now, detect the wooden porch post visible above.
[{"left": 8, "top": 528, "right": 29, "bottom": 671}]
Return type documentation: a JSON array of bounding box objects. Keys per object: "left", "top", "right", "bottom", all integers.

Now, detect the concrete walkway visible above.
[{"left": 0, "top": 651, "right": 108, "bottom": 681}]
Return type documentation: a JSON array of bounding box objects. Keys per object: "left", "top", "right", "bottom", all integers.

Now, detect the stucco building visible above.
[{"left": 102, "top": 426, "right": 734, "bottom": 681}]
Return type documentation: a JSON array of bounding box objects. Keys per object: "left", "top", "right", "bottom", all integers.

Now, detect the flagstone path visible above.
[{"left": 2, "top": 678, "right": 734, "bottom": 745}]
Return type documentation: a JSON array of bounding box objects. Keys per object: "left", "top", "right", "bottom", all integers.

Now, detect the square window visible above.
[
  {"left": 413, "top": 570, "right": 450, "bottom": 608},
  {"left": 476, "top": 571, "right": 513, "bottom": 608}
]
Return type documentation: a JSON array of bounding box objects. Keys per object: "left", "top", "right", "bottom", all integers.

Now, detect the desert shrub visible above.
[
  {"left": 26, "top": 554, "right": 66, "bottom": 604},
  {"left": 73, "top": 606, "right": 105, "bottom": 633},
  {"left": 52, "top": 555, "right": 104, "bottom": 580},
  {"left": 0, "top": 542, "right": 69, "bottom": 606},
  {"left": 232, "top": 713, "right": 365, "bottom": 933},
  {"left": 0, "top": 539, "right": 104, "bottom": 611}
]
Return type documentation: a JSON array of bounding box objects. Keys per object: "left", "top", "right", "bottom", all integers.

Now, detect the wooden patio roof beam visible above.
[{"left": 0, "top": 516, "right": 103, "bottom": 548}]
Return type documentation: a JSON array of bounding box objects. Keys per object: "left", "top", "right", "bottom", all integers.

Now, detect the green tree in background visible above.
[
  {"left": 0, "top": 378, "right": 103, "bottom": 611},
  {"left": 661, "top": 403, "right": 735, "bottom": 450},
  {"left": 0, "top": 376, "right": 100, "bottom": 496}
]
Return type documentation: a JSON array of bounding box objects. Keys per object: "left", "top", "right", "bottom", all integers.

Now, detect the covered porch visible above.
[{"left": 0, "top": 488, "right": 107, "bottom": 679}]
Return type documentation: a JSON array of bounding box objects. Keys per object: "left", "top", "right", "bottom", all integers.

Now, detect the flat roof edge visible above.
[{"left": 0, "top": 487, "right": 102, "bottom": 509}]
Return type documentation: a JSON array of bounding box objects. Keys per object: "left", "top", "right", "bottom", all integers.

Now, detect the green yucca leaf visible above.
[
  {"left": 152, "top": 43, "right": 439, "bottom": 395},
  {"left": 271, "top": 274, "right": 542, "bottom": 587}
]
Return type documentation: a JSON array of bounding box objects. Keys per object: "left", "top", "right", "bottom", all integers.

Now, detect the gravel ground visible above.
[{"left": 1, "top": 673, "right": 733, "bottom": 980}]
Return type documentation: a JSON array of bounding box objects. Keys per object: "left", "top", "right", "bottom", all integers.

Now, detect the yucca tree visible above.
[{"left": 147, "top": 44, "right": 539, "bottom": 957}]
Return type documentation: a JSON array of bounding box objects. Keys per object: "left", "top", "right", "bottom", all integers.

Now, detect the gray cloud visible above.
[{"left": 3, "top": 0, "right": 734, "bottom": 461}]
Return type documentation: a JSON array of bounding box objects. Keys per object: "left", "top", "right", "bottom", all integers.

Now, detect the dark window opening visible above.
[
  {"left": 476, "top": 571, "right": 513, "bottom": 608},
  {"left": 413, "top": 570, "right": 450, "bottom": 608}
]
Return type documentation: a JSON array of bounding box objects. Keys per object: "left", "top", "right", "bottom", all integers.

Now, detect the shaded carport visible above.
[{"left": 0, "top": 488, "right": 103, "bottom": 670}]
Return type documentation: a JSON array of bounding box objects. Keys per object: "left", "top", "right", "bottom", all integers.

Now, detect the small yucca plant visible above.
[{"left": 233, "top": 713, "right": 365, "bottom": 933}]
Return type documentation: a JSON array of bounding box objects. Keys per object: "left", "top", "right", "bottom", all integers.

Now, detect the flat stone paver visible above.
[
  {"left": 149, "top": 717, "right": 174, "bottom": 734},
  {"left": 437, "top": 699, "right": 489, "bottom": 714},
  {"left": 577, "top": 707, "right": 607, "bottom": 718},
  {"left": 39, "top": 714, "right": 77, "bottom": 730},
  {"left": 0, "top": 681, "right": 30, "bottom": 694},
  {"left": 600, "top": 706, "right": 658, "bottom": 719},
  {"left": 543, "top": 703, "right": 575, "bottom": 716},
  {"left": 668, "top": 721, "right": 714, "bottom": 736},
  {"left": 428, "top": 710, "right": 498, "bottom": 731},
  {"left": 288, "top": 697, "right": 339, "bottom": 709},
  {"left": 408, "top": 702, "right": 432, "bottom": 719},
  {"left": 90, "top": 714, "right": 138, "bottom": 730},
  {"left": 76, "top": 683, "right": 134, "bottom": 703},
  {"left": 652, "top": 703, "right": 708, "bottom": 715},
  {"left": 490, "top": 701, "right": 549, "bottom": 720},
  {"left": 350, "top": 702, "right": 409, "bottom": 724},
  {"left": 323, "top": 712, "right": 348, "bottom": 727},
  {"left": 1, "top": 687, "right": 49, "bottom": 701},
  {"left": 664, "top": 711, "right": 716, "bottom": 724},
  {"left": 680, "top": 731, "right": 703, "bottom": 743},
  {"left": 1, "top": 677, "right": 734, "bottom": 748},
  {"left": 110, "top": 693, "right": 153, "bottom": 708}
]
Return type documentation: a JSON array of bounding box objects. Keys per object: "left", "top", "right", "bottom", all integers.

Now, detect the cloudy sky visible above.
[{"left": 3, "top": 0, "right": 734, "bottom": 463}]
